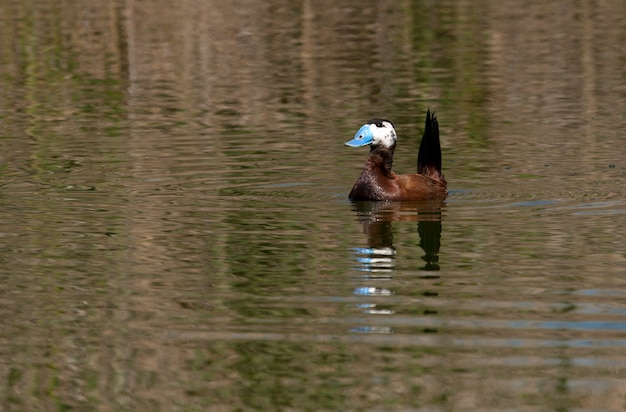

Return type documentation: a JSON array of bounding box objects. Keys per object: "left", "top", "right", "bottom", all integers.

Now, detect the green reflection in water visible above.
[{"left": 193, "top": 340, "right": 441, "bottom": 410}]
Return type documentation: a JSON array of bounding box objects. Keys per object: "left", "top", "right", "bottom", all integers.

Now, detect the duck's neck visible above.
[
  {"left": 368, "top": 145, "right": 396, "bottom": 176},
  {"left": 349, "top": 145, "right": 397, "bottom": 201}
]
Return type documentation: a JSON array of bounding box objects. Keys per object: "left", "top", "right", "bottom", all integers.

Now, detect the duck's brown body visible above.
[
  {"left": 347, "top": 110, "right": 447, "bottom": 201},
  {"left": 348, "top": 146, "right": 447, "bottom": 201}
]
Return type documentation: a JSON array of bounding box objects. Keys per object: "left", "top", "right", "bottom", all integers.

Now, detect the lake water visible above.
[{"left": 1, "top": 0, "right": 626, "bottom": 410}]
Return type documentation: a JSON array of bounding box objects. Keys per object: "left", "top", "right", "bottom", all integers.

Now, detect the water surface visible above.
[{"left": 1, "top": 0, "right": 626, "bottom": 410}]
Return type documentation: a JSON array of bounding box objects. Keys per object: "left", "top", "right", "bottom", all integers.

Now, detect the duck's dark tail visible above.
[{"left": 417, "top": 109, "right": 443, "bottom": 180}]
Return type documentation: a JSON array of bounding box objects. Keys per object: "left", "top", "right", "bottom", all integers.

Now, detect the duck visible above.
[{"left": 345, "top": 109, "right": 447, "bottom": 201}]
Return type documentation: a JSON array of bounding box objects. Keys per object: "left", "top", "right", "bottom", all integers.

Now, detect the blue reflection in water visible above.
[
  {"left": 352, "top": 247, "right": 396, "bottom": 273},
  {"left": 349, "top": 326, "right": 394, "bottom": 334},
  {"left": 353, "top": 286, "right": 394, "bottom": 296}
]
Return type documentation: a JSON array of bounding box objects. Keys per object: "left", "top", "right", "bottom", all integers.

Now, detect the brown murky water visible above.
[{"left": 1, "top": 0, "right": 626, "bottom": 410}]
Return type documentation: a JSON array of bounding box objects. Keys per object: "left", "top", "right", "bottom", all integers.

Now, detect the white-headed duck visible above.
[{"left": 345, "top": 109, "right": 447, "bottom": 201}]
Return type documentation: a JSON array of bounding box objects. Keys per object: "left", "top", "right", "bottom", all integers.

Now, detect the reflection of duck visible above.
[
  {"left": 345, "top": 110, "right": 447, "bottom": 201},
  {"left": 352, "top": 200, "right": 443, "bottom": 271},
  {"left": 348, "top": 201, "right": 444, "bottom": 334}
]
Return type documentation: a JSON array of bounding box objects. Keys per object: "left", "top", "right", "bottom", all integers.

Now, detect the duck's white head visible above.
[{"left": 345, "top": 119, "right": 396, "bottom": 149}]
